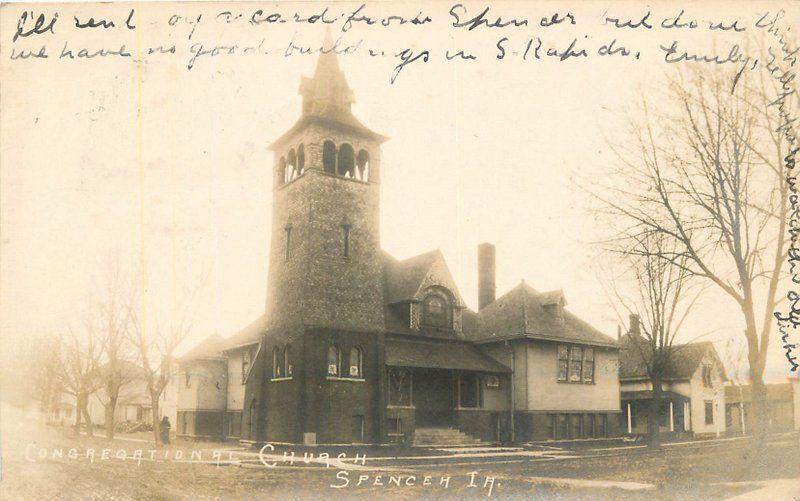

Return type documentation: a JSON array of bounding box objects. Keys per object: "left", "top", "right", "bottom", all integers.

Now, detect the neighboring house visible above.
[
  {"left": 222, "top": 323, "right": 261, "bottom": 442},
  {"left": 619, "top": 319, "right": 727, "bottom": 437},
  {"left": 725, "top": 380, "right": 800, "bottom": 434},
  {"left": 173, "top": 335, "right": 228, "bottom": 440},
  {"left": 87, "top": 361, "right": 152, "bottom": 427},
  {"left": 47, "top": 392, "right": 76, "bottom": 426}
]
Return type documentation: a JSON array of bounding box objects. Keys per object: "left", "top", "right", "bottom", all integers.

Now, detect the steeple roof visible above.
[
  {"left": 269, "top": 31, "right": 387, "bottom": 150},
  {"left": 299, "top": 29, "right": 355, "bottom": 118}
]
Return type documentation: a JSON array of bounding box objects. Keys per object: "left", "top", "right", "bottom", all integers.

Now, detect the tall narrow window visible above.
[
  {"left": 278, "top": 157, "right": 286, "bottom": 186},
  {"left": 582, "top": 348, "right": 594, "bottom": 383},
  {"left": 701, "top": 365, "right": 713, "bottom": 387},
  {"left": 297, "top": 144, "right": 305, "bottom": 176},
  {"left": 569, "top": 347, "right": 583, "bottom": 382},
  {"left": 284, "top": 225, "right": 292, "bottom": 260},
  {"left": 272, "top": 347, "right": 282, "bottom": 378},
  {"left": 286, "top": 149, "right": 297, "bottom": 182},
  {"left": 323, "top": 140, "right": 336, "bottom": 174},
  {"left": 327, "top": 345, "right": 340, "bottom": 377},
  {"left": 704, "top": 401, "right": 714, "bottom": 425},
  {"left": 349, "top": 346, "right": 362, "bottom": 377},
  {"left": 284, "top": 345, "right": 292, "bottom": 377},
  {"left": 356, "top": 149, "right": 370, "bottom": 181},
  {"left": 557, "top": 345, "right": 569, "bottom": 381},
  {"left": 342, "top": 224, "right": 351, "bottom": 257}
]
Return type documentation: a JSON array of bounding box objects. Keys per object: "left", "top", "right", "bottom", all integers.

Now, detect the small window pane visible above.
[
  {"left": 569, "top": 347, "right": 582, "bottom": 382},
  {"left": 583, "top": 348, "right": 594, "bottom": 383},
  {"left": 389, "top": 369, "right": 411, "bottom": 406},
  {"left": 557, "top": 360, "right": 568, "bottom": 381}
]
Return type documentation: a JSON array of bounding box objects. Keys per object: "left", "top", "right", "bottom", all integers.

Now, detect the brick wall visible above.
[{"left": 266, "top": 125, "right": 385, "bottom": 334}]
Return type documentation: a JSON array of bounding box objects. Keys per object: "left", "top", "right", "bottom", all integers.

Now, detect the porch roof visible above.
[
  {"left": 621, "top": 390, "right": 690, "bottom": 402},
  {"left": 385, "top": 338, "right": 511, "bottom": 374}
]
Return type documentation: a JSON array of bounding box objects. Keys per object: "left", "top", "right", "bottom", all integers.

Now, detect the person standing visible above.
[{"left": 160, "top": 416, "right": 171, "bottom": 445}]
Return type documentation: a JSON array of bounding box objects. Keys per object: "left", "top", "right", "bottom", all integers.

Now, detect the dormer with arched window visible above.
[{"left": 420, "top": 286, "right": 455, "bottom": 330}]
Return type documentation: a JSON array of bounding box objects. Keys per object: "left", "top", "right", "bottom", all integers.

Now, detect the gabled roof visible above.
[
  {"left": 470, "top": 282, "right": 617, "bottom": 348},
  {"left": 384, "top": 249, "right": 464, "bottom": 306},
  {"left": 223, "top": 314, "right": 267, "bottom": 352},
  {"left": 181, "top": 334, "right": 226, "bottom": 361},
  {"left": 619, "top": 339, "right": 726, "bottom": 381}
]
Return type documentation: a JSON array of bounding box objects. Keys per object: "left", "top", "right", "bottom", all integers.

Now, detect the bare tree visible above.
[
  {"left": 598, "top": 61, "right": 793, "bottom": 443},
  {"left": 612, "top": 234, "right": 699, "bottom": 448},
  {"left": 0, "top": 332, "right": 63, "bottom": 420},
  {"left": 95, "top": 262, "right": 137, "bottom": 439},
  {"left": 125, "top": 281, "right": 198, "bottom": 445},
  {"left": 55, "top": 316, "right": 104, "bottom": 436}
]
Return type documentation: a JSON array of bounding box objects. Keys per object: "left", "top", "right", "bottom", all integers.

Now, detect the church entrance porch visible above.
[
  {"left": 383, "top": 337, "right": 512, "bottom": 445},
  {"left": 386, "top": 367, "right": 486, "bottom": 444},
  {"left": 412, "top": 369, "right": 455, "bottom": 427}
]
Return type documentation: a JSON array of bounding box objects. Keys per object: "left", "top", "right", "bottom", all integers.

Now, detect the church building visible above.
[{"left": 173, "top": 41, "right": 621, "bottom": 445}]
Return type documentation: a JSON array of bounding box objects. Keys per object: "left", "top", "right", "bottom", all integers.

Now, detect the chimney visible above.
[
  {"left": 629, "top": 314, "right": 641, "bottom": 337},
  {"left": 478, "top": 243, "right": 496, "bottom": 310}
]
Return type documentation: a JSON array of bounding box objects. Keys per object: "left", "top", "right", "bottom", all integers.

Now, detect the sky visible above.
[{"left": 1, "top": 1, "right": 798, "bottom": 381}]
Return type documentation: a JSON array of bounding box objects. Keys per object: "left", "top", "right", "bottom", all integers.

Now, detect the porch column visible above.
[
  {"left": 626, "top": 402, "right": 632, "bottom": 434},
  {"left": 683, "top": 402, "right": 690, "bottom": 431},
  {"left": 455, "top": 371, "right": 461, "bottom": 408},
  {"left": 669, "top": 401, "right": 674, "bottom": 432},
  {"left": 740, "top": 402, "right": 746, "bottom": 435}
]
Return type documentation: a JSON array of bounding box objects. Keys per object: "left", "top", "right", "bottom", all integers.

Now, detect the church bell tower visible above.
[{"left": 265, "top": 34, "right": 388, "bottom": 333}]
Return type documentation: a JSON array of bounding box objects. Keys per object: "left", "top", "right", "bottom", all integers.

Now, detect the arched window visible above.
[
  {"left": 327, "top": 345, "right": 340, "bottom": 376},
  {"left": 349, "top": 347, "right": 363, "bottom": 378},
  {"left": 356, "top": 150, "right": 370, "bottom": 181},
  {"left": 337, "top": 143, "right": 355, "bottom": 178},
  {"left": 297, "top": 144, "right": 305, "bottom": 176},
  {"left": 272, "top": 346, "right": 282, "bottom": 378},
  {"left": 278, "top": 157, "right": 286, "bottom": 186},
  {"left": 421, "top": 289, "right": 453, "bottom": 329},
  {"left": 286, "top": 149, "right": 297, "bottom": 182},
  {"left": 284, "top": 344, "right": 292, "bottom": 377},
  {"left": 323, "top": 140, "right": 336, "bottom": 174}
]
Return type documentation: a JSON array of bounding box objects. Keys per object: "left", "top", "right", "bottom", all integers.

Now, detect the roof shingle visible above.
[{"left": 469, "top": 282, "right": 616, "bottom": 348}]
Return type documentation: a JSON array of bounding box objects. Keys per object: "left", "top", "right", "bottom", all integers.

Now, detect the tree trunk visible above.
[
  {"left": 105, "top": 393, "right": 118, "bottom": 439},
  {"left": 648, "top": 378, "right": 663, "bottom": 449},
  {"left": 82, "top": 399, "right": 94, "bottom": 437},
  {"left": 74, "top": 393, "right": 84, "bottom": 432},
  {"left": 744, "top": 314, "right": 768, "bottom": 446},
  {"left": 151, "top": 393, "right": 161, "bottom": 445},
  {"left": 749, "top": 377, "right": 768, "bottom": 444}
]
